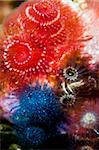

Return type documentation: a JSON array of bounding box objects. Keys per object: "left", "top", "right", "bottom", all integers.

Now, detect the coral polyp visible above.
[
  {"left": 59, "top": 50, "right": 91, "bottom": 82},
  {"left": 67, "top": 99, "right": 99, "bottom": 141},
  {"left": 80, "top": 112, "right": 96, "bottom": 129},
  {"left": 63, "top": 66, "right": 79, "bottom": 81}
]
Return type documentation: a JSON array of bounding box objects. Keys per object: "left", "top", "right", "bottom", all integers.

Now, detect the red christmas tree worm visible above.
[
  {"left": 1, "top": 0, "right": 86, "bottom": 83},
  {"left": 1, "top": 33, "right": 51, "bottom": 75}
]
